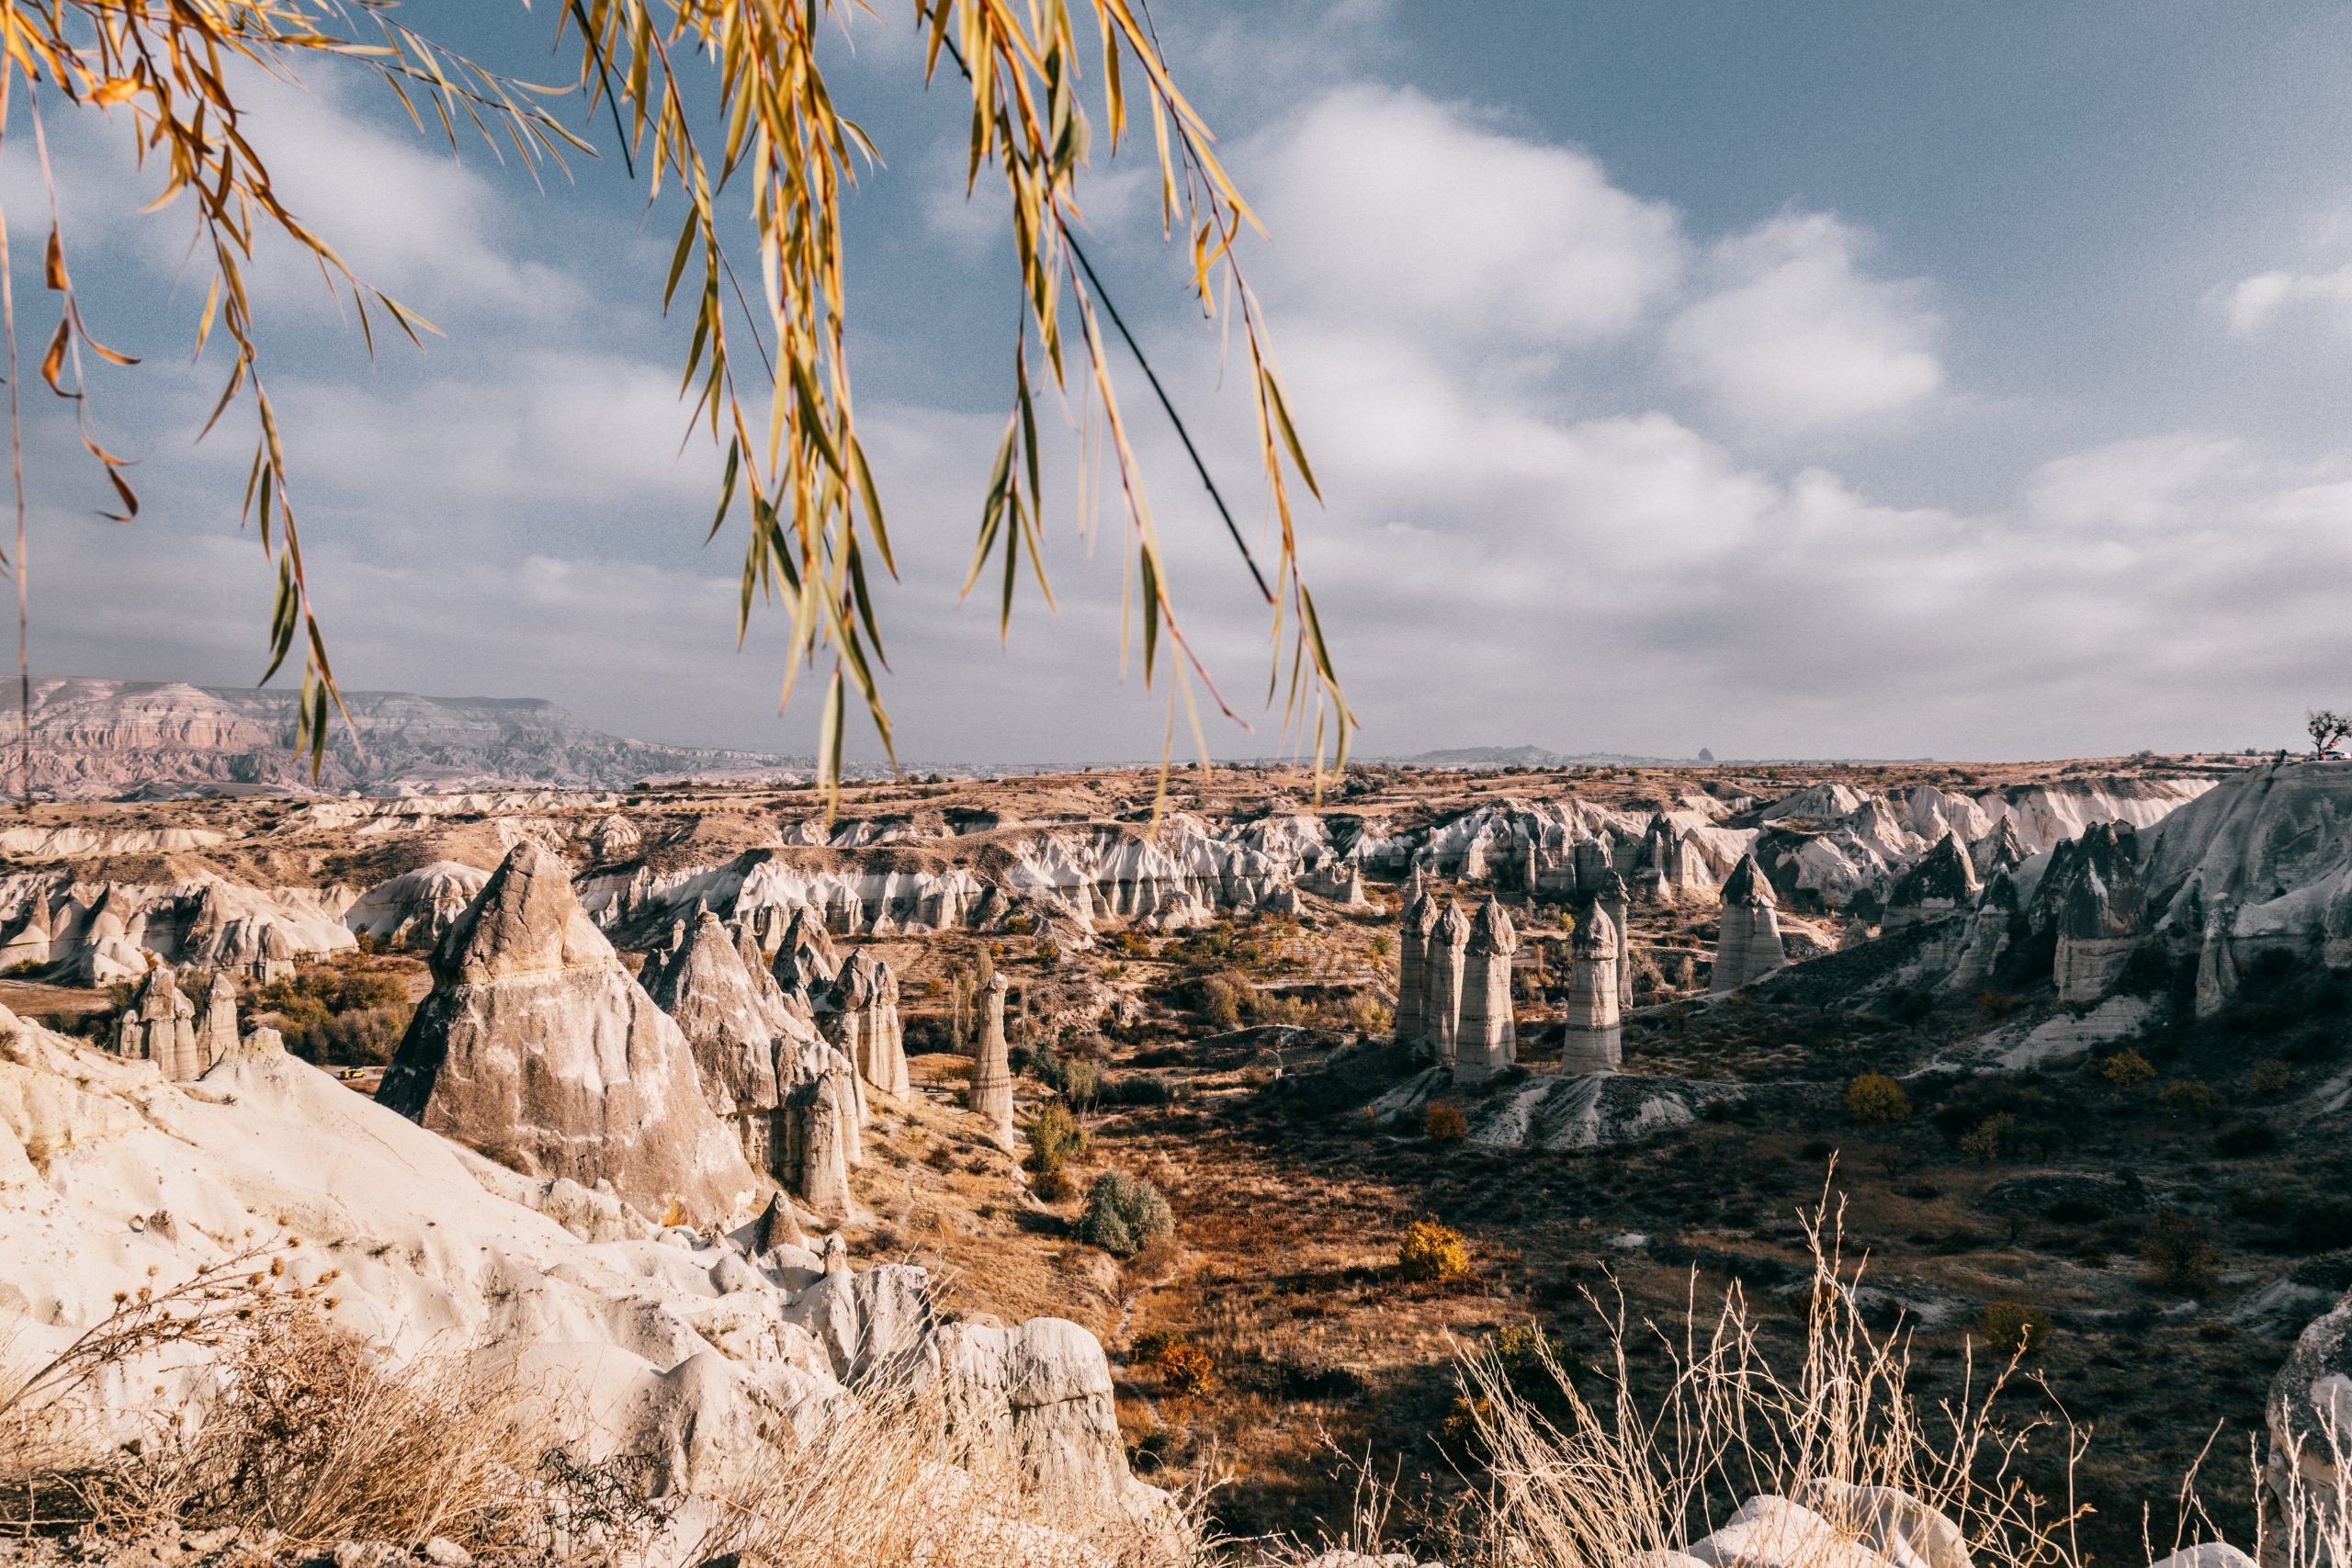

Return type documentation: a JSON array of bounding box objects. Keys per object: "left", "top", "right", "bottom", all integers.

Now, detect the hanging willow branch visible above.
[{"left": 0, "top": 0, "right": 1351, "bottom": 801}]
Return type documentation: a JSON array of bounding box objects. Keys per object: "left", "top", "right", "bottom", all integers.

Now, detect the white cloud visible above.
[
  {"left": 2219, "top": 263, "right": 2352, "bottom": 336},
  {"left": 1252, "top": 85, "right": 1682, "bottom": 349},
  {"left": 1665, "top": 213, "right": 1942, "bottom": 440}
]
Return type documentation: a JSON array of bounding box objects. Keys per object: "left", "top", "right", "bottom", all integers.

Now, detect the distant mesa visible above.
[{"left": 14, "top": 676, "right": 806, "bottom": 799}]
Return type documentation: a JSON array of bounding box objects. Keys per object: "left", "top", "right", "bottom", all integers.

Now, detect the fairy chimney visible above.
[
  {"left": 1396, "top": 869, "right": 1439, "bottom": 1046},
  {"left": 1454, "top": 898, "right": 1519, "bottom": 1084},
  {"left": 967, "top": 972, "right": 1015, "bottom": 1145},
  {"left": 1422, "top": 898, "right": 1473, "bottom": 1065},
  {"left": 1711, "top": 854, "right": 1787, "bottom": 993},
  {"left": 1559, "top": 903, "right": 1623, "bottom": 1075}
]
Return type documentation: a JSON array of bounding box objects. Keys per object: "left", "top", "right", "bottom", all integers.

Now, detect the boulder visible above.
[{"left": 379, "top": 841, "right": 760, "bottom": 1224}]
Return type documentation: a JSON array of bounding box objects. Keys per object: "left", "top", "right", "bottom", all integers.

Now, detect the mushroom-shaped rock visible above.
[{"left": 379, "top": 840, "right": 760, "bottom": 1224}]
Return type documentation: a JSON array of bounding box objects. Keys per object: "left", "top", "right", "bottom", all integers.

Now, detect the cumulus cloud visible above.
[
  {"left": 2218, "top": 263, "right": 2352, "bottom": 336},
  {"left": 1252, "top": 85, "right": 1682, "bottom": 348},
  {"left": 1665, "top": 213, "right": 1943, "bottom": 441}
]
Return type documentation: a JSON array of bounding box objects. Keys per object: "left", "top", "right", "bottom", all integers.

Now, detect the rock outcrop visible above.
[
  {"left": 1560, "top": 905, "right": 1623, "bottom": 1075},
  {"left": 1883, "top": 832, "right": 1978, "bottom": 930},
  {"left": 1455, "top": 897, "right": 1518, "bottom": 1084},
  {"left": 379, "top": 841, "right": 761, "bottom": 1224},
  {"left": 2041, "top": 822, "right": 2145, "bottom": 1004},
  {"left": 1713, "top": 855, "right": 1788, "bottom": 992},
  {"left": 115, "top": 963, "right": 203, "bottom": 1080},
  {"left": 0, "top": 1016, "right": 1153, "bottom": 1517}
]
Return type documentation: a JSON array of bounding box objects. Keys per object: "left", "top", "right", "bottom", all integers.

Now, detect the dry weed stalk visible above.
[
  {"left": 1443, "top": 1201, "right": 2096, "bottom": 1568},
  {"left": 2, "top": 1255, "right": 544, "bottom": 1551}
]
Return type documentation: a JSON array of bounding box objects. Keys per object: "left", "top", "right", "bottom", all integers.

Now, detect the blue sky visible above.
[{"left": 25, "top": 1, "right": 2352, "bottom": 762}]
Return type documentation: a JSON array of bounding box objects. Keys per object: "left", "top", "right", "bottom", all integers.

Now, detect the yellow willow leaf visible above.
[{"left": 92, "top": 77, "right": 140, "bottom": 107}]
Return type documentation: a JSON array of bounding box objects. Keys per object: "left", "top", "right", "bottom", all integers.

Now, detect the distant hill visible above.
[
  {"left": 1391, "top": 744, "right": 1692, "bottom": 771},
  {"left": 11, "top": 679, "right": 802, "bottom": 798}
]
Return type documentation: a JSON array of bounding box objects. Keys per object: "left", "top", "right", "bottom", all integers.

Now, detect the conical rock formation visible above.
[{"left": 380, "top": 840, "right": 760, "bottom": 1224}]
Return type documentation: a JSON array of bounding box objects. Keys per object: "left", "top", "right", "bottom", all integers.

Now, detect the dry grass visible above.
[{"left": 691, "top": 1372, "right": 1200, "bottom": 1568}]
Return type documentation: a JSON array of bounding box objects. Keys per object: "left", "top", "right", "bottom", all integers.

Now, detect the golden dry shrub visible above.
[
  {"left": 1154, "top": 1341, "right": 1216, "bottom": 1398},
  {"left": 1425, "top": 1102, "right": 1469, "bottom": 1144},
  {"left": 2098, "top": 1048, "right": 2156, "bottom": 1089},
  {"left": 1979, "top": 1300, "right": 2053, "bottom": 1357},
  {"left": 1844, "top": 1071, "right": 1912, "bottom": 1124},
  {"left": 1398, "top": 1220, "right": 1471, "bottom": 1284}
]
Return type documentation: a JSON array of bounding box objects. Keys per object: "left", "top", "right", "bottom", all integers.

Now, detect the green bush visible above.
[
  {"left": 1025, "top": 1103, "right": 1089, "bottom": 1168},
  {"left": 1197, "top": 975, "right": 1245, "bottom": 1032},
  {"left": 1077, "top": 1171, "right": 1174, "bottom": 1258}
]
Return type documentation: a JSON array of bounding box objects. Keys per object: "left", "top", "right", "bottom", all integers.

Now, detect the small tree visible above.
[
  {"left": 1844, "top": 1072, "right": 1912, "bottom": 1124},
  {"left": 1960, "top": 1112, "right": 2015, "bottom": 1165},
  {"left": 1425, "top": 1103, "right": 1469, "bottom": 1144},
  {"left": 2098, "top": 1048, "right": 2156, "bottom": 1089},
  {"left": 2311, "top": 710, "right": 2352, "bottom": 759}
]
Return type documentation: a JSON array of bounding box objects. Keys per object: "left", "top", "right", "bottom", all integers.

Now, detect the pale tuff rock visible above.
[
  {"left": 1713, "top": 855, "right": 1788, "bottom": 992},
  {"left": 967, "top": 972, "right": 1014, "bottom": 1144},
  {"left": 1371, "top": 1064, "right": 1705, "bottom": 1151},
  {"left": 1941, "top": 870, "right": 2017, "bottom": 994},
  {"left": 1883, "top": 833, "right": 1979, "bottom": 929},
  {"left": 1632, "top": 813, "right": 1714, "bottom": 904},
  {"left": 1973, "top": 816, "right": 2028, "bottom": 878},
  {"left": 775, "top": 905, "right": 841, "bottom": 992},
  {"left": 379, "top": 840, "right": 761, "bottom": 1224},
  {"left": 0, "top": 896, "right": 49, "bottom": 968},
  {"left": 1685, "top": 1495, "right": 1897, "bottom": 1568},
  {"left": 2197, "top": 898, "right": 2241, "bottom": 1018},
  {"left": 1598, "top": 869, "right": 1634, "bottom": 1013},
  {"left": 1454, "top": 898, "right": 1519, "bottom": 1084},
  {"left": 1395, "top": 870, "right": 1437, "bottom": 1047},
  {"left": 639, "top": 909, "right": 818, "bottom": 1181},
  {"left": 114, "top": 963, "right": 203, "bottom": 1080},
  {"left": 823, "top": 950, "right": 910, "bottom": 1099},
  {"left": 344, "top": 861, "right": 492, "bottom": 949},
  {"left": 0, "top": 1015, "right": 1150, "bottom": 1511},
  {"left": 1422, "top": 899, "right": 1472, "bottom": 1065},
  {"left": 1560, "top": 905, "right": 1623, "bottom": 1075},
  {"left": 2042, "top": 822, "right": 2145, "bottom": 1005},
  {"left": 2267, "top": 1272, "right": 2352, "bottom": 1538},
  {"left": 194, "top": 971, "right": 238, "bottom": 1067},
  {"left": 2138, "top": 761, "right": 2352, "bottom": 974}
]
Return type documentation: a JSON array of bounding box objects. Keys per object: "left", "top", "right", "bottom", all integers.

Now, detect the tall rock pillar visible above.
[
  {"left": 967, "top": 973, "right": 1015, "bottom": 1145},
  {"left": 1712, "top": 854, "right": 1788, "bottom": 993},
  {"left": 1455, "top": 898, "right": 1519, "bottom": 1084},
  {"left": 1423, "top": 899, "right": 1472, "bottom": 1065},
  {"left": 1597, "top": 870, "right": 1634, "bottom": 1013},
  {"left": 1559, "top": 906, "right": 1623, "bottom": 1074},
  {"left": 1396, "top": 870, "right": 1437, "bottom": 1047}
]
